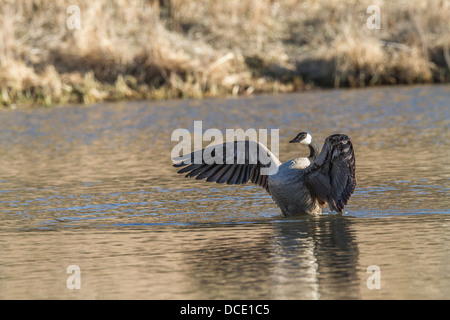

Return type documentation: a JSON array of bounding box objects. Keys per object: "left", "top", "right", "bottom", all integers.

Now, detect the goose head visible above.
[{"left": 289, "top": 132, "right": 312, "bottom": 145}]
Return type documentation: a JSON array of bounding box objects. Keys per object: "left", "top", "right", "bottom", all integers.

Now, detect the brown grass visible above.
[{"left": 0, "top": 0, "right": 449, "bottom": 107}]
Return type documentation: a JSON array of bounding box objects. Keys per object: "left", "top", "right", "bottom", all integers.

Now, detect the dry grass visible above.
[{"left": 0, "top": 0, "right": 448, "bottom": 107}]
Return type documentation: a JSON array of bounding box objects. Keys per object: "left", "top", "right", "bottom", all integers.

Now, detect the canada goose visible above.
[{"left": 173, "top": 132, "right": 356, "bottom": 216}]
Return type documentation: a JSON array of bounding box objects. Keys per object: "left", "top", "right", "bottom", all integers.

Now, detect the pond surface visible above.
[{"left": 0, "top": 84, "right": 449, "bottom": 299}]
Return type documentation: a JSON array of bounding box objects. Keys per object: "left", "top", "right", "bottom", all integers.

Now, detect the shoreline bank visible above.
[{"left": 1, "top": 0, "right": 448, "bottom": 108}]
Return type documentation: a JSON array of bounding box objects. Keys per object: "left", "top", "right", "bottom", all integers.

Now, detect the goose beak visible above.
[{"left": 289, "top": 138, "right": 298, "bottom": 143}]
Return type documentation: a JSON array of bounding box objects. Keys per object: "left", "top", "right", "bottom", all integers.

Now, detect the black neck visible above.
[{"left": 308, "top": 140, "right": 319, "bottom": 160}]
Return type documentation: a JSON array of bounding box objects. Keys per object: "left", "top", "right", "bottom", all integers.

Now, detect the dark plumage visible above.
[{"left": 173, "top": 132, "right": 356, "bottom": 216}]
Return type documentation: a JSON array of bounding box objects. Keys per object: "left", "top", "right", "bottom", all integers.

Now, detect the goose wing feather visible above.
[
  {"left": 305, "top": 134, "right": 356, "bottom": 214},
  {"left": 173, "top": 140, "right": 280, "bottom": 193}
]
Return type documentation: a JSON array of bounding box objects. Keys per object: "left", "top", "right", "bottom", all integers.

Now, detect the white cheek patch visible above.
[{"left": 300, "top": 133, "right": 312, "bottom": 145}]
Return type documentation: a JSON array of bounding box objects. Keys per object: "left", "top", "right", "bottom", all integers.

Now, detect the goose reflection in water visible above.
[{"left": 177, "top": 216, "right": 359, "bottom": 299}]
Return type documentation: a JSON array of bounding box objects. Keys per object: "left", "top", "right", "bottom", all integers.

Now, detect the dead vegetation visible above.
[{"left": 0, "top": 0, "right": 448, "bottom": 107}]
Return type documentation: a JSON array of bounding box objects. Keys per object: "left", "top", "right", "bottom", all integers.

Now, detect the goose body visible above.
[
  {"left": 268, "top": 158, "right": 322, "bottom": 216},
  {"left": 173, "top": 132, "right": 356, "bottom": 216}
]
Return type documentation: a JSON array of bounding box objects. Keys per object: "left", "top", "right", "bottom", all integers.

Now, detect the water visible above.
[{"left": 0, "top": 84, "right": 449, "bottom": 299}]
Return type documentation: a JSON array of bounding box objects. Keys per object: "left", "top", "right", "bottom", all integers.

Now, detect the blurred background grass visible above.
[{"left": 0, "top": 0, "right": 449, "bottom": 107}]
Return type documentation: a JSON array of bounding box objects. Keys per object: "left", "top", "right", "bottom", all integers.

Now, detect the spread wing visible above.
[
  {"left": 305, "top": 134, "right": 356, "bottom": 214},
  {"left": 173, "top": 140, "right": 281, "bottom": 193}
]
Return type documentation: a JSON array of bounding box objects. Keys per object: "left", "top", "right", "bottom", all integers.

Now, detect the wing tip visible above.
[{"left": 173, "top": 161, "right": 186, "bottom": 168}]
